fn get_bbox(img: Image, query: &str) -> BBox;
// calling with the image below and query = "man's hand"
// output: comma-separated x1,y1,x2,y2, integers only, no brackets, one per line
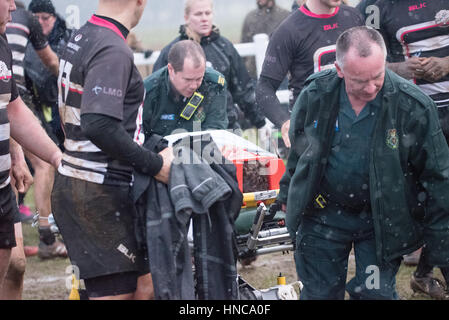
10,139,33,193
420,56,449,82
281,120,291,148
388,56,424,79
154,147,174,184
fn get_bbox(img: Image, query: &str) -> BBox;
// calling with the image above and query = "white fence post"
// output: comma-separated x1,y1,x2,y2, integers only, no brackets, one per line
253,33,269,78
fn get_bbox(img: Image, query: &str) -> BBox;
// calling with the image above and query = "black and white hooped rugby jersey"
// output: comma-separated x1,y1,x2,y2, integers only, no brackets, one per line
377,0,449,107
5,7,48,90
57,15,145,186
260,4,364,106
0,34,19,189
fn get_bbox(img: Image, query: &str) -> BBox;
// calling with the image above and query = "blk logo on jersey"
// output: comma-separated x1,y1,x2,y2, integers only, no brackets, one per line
409,2,426,12
323,23,339,31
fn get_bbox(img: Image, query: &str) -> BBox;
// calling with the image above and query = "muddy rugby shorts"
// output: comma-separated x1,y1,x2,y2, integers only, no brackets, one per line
0,184,19,249
51,172,149,292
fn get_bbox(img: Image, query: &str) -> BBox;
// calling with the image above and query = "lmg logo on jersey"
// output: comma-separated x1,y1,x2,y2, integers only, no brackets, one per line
92,85,123,97
0,61,12,83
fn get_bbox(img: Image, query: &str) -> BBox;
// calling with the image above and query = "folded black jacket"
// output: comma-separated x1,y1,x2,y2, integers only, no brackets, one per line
132,133,242,300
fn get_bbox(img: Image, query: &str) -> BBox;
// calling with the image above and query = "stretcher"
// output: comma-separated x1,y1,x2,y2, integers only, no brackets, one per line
165,130,298,299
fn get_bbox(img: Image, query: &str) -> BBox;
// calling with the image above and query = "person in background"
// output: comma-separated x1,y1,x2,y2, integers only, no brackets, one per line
5,0,58,224
143,40,228,137
1,0,59,300
256,0,363,149
0,0,62,295
20,0,69,261
241,0,290,79
53,0,173,300
376,0,449,300
153,0,266,133
279,25,449,300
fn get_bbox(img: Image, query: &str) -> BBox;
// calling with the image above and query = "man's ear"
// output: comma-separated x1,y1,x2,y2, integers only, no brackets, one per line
335,62,344,79
167,63,175,78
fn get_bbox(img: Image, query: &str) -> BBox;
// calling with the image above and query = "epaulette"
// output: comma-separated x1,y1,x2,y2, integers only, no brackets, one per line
204,67,227,88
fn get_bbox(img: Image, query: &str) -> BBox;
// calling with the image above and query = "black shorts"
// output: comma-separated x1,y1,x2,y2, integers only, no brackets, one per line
12,192,21,224
51,172,149,280
84,271,141,298
0,184,19,249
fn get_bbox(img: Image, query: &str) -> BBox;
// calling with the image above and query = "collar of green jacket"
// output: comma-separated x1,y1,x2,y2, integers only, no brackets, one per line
179,24,220,45
303,68,432,109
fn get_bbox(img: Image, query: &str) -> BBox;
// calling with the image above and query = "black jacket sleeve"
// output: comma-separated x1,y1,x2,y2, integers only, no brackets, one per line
81,113,164,176
226,45,266,128
256,75,291,128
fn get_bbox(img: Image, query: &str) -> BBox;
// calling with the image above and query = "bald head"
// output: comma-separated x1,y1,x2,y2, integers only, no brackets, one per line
336,26,387,70
168,40,206,72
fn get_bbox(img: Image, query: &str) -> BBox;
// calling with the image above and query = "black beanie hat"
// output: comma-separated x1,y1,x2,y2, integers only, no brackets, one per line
28,0,56,15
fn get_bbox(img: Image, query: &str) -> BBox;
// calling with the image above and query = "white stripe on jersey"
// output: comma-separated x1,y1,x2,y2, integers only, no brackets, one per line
60,105,81,126
406,35,449,56
5,33,28,47
62,153,107,172
12,65,24,77
0,154,11,172
396,21,449,56
313,44,336,73
0,176,10,189
133,102,145,146
0,93,11,108
60,77,84,94
0,123,10,141
6,22,30,34
418,81,449,96
58,164,105,185
12,51,25,62
64,139,102,153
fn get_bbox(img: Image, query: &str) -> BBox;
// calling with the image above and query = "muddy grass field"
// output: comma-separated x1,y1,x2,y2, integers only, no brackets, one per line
21,223,443,300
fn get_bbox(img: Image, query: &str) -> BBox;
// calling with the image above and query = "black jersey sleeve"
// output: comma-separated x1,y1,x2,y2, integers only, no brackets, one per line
256,75,290,128
81,113,164,176
260,21,295,83
81,47,131,120
27,11,48,51
226,42,266,128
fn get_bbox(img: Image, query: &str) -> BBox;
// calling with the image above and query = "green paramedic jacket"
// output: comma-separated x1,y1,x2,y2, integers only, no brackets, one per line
278,68,449,267
142,66,228,137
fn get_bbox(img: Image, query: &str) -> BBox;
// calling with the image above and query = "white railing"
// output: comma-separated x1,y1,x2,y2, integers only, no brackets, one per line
133,33,290,104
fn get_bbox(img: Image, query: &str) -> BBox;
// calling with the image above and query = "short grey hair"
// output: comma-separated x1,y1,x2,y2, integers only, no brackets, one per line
335,26,387,69
168,40,206,72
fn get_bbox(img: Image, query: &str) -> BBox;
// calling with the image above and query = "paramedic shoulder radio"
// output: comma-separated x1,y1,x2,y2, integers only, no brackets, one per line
180,92,204,120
